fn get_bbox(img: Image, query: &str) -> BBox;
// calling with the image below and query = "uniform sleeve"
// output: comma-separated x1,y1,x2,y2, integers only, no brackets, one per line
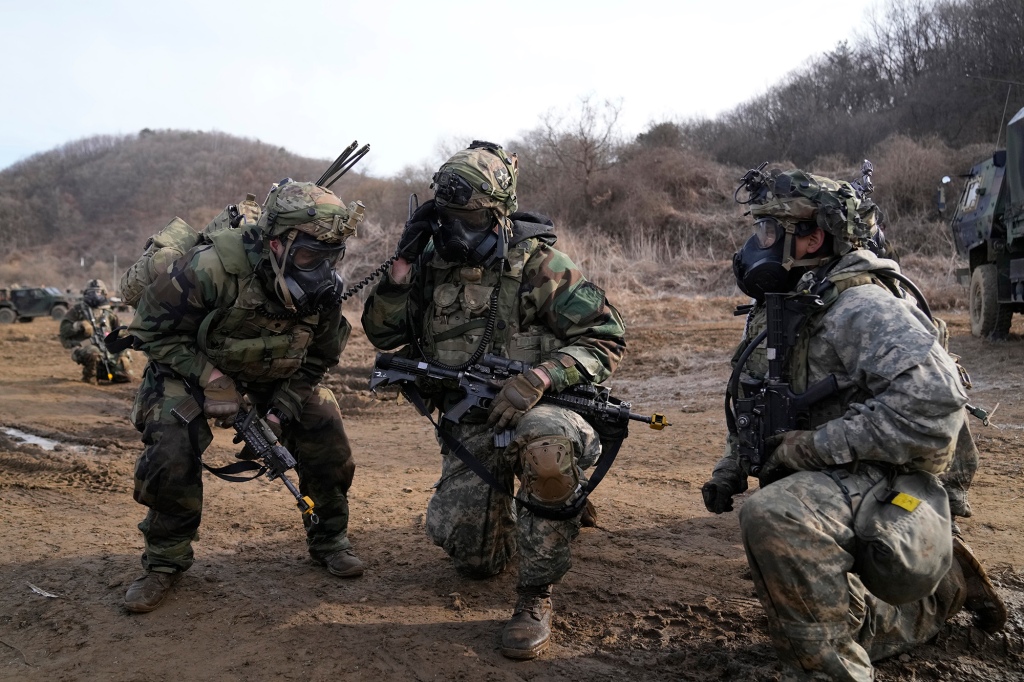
59,305,88,348
361,269,423,351
812,286,968,473
127,246,235,386
520,244,626,385
270,307,350,422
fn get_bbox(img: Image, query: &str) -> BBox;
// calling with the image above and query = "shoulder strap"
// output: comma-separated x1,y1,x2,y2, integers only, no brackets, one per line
207,228,253,277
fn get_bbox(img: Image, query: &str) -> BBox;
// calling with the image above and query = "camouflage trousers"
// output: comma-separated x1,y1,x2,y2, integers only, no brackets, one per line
129,363,356,573
740,469,963,682
425,404,601,589
71,344,132,382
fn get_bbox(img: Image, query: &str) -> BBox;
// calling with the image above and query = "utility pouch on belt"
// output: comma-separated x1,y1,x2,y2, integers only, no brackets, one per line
171,395,203,426
853,469,952,605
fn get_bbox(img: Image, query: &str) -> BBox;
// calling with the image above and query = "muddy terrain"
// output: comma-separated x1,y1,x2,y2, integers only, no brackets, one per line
1,297,1023,681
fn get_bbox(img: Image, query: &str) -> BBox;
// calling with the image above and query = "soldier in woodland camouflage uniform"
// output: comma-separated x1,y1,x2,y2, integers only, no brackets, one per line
361,142,626,659
703,168,1007,681
123,181,365,613
59,279,132,384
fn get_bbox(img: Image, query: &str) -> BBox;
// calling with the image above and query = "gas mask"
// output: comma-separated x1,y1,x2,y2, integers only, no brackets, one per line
732,218,807,301
434,205,506,267
270,232,345,311
83,289,108,308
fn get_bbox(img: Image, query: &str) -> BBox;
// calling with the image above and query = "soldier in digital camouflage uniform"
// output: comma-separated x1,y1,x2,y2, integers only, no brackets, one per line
58,279,132,384
702,168,1007,681
361,141,626,659
123,181,366,613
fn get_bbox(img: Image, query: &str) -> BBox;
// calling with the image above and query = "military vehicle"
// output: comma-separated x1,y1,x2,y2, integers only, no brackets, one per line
948,105,1024,337
0,287,72,323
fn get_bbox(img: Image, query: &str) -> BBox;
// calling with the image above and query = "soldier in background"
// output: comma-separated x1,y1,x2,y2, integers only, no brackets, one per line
704,167,1006,681
362,142,626,659
123,181,365,613
59,279,132,384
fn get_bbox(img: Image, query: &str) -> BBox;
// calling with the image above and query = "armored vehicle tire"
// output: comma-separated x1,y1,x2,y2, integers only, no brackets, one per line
50,305,68,321
0,307,15,324
969,264,1012,337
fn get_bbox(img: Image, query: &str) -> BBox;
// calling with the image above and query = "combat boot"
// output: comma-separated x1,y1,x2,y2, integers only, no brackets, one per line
319,549,365,578
953,536,1007,633
124,570,181,613
501,584,553,660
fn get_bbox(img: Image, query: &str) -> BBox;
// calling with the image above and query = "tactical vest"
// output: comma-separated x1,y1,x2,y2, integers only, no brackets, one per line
736,269,922,429
421,224,562,368
195,228,328,383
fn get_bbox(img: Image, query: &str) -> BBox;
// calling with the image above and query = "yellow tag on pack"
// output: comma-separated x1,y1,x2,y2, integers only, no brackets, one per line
889,492,922,512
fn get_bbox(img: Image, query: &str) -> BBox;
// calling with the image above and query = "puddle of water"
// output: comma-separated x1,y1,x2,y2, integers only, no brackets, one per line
0,425,89,450
3,427,62,451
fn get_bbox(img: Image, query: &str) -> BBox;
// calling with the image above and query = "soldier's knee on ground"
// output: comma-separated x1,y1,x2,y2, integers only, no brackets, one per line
519,436,582,507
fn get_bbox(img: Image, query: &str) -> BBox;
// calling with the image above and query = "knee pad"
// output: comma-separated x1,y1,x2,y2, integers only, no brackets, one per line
519,436,582,508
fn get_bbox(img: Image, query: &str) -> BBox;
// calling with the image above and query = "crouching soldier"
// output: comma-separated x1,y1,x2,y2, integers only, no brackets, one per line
59,279,132,384
123,180,366,613
362,142,626,658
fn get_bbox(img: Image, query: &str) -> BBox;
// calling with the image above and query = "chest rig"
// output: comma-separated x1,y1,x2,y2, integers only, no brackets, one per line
420,227,562,369
196,229,321,384
735,269,907,429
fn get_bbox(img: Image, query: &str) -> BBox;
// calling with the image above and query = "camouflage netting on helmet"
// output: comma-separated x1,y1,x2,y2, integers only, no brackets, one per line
259,181,364,243
751,169,874,250
433,142,519,217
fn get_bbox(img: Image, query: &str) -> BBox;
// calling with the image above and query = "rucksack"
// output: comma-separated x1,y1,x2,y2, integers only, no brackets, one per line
119,194,262,307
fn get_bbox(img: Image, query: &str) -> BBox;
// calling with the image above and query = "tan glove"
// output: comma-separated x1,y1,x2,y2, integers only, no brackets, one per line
487,370,546,430
76,320,94,336
202,374,241,418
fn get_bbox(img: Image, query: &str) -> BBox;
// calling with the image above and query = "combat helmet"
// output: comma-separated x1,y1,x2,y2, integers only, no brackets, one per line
258,180,364,244
257,180,366,311
430,141,519,266
432,141,519,219
748,169,873,256
83,279,109,308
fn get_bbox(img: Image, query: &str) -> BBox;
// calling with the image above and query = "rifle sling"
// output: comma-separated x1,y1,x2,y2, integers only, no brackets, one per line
155,362,270,484
403,385,623,522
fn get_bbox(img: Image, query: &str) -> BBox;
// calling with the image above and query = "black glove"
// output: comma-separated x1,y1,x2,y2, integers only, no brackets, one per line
701,478,737,514
396,199,437,261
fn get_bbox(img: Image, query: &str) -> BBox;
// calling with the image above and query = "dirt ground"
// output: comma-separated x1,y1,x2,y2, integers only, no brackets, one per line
2,297,1024,682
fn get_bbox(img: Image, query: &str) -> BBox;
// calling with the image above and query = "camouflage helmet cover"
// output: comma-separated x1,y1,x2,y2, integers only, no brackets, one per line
432,141,519,217
258,181,363,244
85,278,108,293
750,169,873,249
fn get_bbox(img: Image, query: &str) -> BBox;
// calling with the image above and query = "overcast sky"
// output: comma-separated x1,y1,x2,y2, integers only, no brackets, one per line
0,0,876,177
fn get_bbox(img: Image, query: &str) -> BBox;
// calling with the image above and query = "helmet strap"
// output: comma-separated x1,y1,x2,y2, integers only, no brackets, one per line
780,224,832,271
270,230,299,312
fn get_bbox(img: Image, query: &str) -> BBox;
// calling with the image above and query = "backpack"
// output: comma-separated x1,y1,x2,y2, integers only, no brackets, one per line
119,194,262,307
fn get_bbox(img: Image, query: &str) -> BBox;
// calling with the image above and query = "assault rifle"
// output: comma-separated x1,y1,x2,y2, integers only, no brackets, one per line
370,352,669,446
84,306,114,381
231,408,318,523
728,292,839,481
371,352,669,520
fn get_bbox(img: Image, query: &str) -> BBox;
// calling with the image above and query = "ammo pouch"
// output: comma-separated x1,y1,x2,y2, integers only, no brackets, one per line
852,469,952,605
